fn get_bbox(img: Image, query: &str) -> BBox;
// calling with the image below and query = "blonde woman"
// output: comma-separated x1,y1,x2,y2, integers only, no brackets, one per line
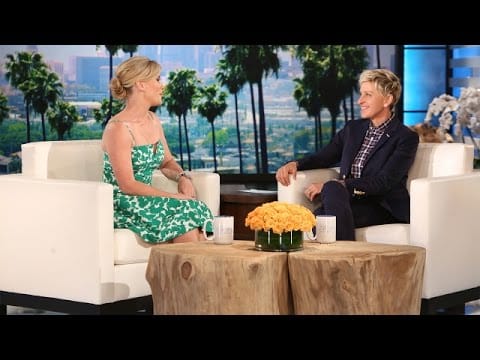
276,69,419,240
102,56,213,243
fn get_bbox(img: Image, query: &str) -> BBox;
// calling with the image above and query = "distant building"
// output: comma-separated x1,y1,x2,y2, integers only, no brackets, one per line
47,60,65,82
0,153,20,174
0,155,11,174
75,56,122,92
68,101,101,120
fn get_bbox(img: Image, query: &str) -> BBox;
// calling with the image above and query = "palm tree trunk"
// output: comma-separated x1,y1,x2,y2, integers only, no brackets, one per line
314,115,319,152
41,113,46,141
183,113,192,171
350,90,355,121
257,81,268,174
376,45,381,68
211,122,217,172
177,115,184,168
318,112,323,148
331,114,337,140
234,94,243,173
25,103,31,143
249,83,260,173
342,98,348,124
106,53,113,127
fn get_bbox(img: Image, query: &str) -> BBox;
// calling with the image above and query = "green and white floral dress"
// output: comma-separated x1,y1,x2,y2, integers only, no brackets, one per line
103,142,213,243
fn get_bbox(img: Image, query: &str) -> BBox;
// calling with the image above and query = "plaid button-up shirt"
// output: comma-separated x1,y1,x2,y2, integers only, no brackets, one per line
350,117,393,178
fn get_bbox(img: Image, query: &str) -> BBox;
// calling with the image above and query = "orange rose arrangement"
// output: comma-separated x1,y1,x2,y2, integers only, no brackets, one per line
245,201,315,234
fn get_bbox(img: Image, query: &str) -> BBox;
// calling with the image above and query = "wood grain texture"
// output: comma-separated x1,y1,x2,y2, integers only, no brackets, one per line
288,241,426,315
146,241,292,315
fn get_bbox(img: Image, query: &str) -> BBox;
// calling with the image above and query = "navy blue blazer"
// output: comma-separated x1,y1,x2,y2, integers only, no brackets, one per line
296,117,419,223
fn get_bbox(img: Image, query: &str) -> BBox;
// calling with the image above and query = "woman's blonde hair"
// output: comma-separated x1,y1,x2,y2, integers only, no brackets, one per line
359,68,402,110
110,56,161,100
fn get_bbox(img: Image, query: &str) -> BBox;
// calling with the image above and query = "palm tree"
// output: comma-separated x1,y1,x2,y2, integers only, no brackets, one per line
215,58,247,173
293,75,323,150
162,69,199,170
96,45,122,126
295,45,369,139
5,51,47,142
196,84,228,172
27,67,63,140
342,45,370,118
293,47,326,150
223,46,260,173
46,101,80,140
0,91,9,125
224,45,286,173
122,45,138,58
93,98,125,123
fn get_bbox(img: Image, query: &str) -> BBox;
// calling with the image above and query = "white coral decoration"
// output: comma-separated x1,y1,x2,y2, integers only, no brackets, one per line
457,87,480,134
425,87,480,136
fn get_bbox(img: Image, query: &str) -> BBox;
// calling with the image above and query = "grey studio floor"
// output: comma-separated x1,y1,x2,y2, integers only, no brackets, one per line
5,300,480,315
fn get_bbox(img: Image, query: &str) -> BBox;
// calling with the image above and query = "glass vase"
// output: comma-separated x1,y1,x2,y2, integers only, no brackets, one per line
254,229,303,252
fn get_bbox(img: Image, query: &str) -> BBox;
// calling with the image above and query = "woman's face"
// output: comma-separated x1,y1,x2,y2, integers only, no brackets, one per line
357,81,392,123
143,74,164,106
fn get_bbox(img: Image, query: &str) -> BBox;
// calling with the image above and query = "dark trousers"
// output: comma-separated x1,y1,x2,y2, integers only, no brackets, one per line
314,181,398,240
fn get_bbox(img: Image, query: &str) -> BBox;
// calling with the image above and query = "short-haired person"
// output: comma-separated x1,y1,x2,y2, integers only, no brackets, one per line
276,68,419,240
102,56,213,243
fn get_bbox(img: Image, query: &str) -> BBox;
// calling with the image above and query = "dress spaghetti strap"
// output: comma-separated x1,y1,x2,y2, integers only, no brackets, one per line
123,123,137,146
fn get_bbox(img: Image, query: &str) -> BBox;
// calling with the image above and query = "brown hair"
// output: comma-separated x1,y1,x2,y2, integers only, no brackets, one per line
110,56,161,100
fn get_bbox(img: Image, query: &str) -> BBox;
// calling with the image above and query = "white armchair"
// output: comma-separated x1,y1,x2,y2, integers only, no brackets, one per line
278,143,480,314
0,140,220,314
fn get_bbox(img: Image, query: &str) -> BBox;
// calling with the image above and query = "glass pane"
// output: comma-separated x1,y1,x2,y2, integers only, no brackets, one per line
404,48,446,112
404,112,427,126
404,45,445,49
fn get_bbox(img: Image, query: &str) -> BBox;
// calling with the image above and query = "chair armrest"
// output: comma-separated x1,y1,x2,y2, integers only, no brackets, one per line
277,168,339,211
410,172,480,298
0,175,115,304
152,170,220,216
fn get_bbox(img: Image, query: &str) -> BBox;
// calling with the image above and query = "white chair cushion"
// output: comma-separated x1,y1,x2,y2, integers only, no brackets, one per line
114,229,154,265
355,224,410,245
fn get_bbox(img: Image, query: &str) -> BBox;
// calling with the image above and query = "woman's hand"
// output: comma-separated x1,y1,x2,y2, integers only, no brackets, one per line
304,182,324,201
178,176,196,199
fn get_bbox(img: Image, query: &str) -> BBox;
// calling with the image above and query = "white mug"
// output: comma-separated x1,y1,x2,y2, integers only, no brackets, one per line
203,216,234,244
306,215,336,244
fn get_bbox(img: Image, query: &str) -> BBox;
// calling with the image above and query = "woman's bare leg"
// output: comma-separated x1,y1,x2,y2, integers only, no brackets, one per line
172,228,204,243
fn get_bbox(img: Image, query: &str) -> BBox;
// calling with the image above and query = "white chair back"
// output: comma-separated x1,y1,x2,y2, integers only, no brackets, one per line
407,143,474,191
22,140,104,181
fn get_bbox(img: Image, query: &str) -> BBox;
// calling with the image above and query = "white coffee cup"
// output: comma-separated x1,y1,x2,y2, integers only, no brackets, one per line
307,215,336,244
203,216,234,244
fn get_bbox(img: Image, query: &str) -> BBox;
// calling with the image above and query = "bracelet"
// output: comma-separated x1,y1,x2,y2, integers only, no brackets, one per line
175,171,190,181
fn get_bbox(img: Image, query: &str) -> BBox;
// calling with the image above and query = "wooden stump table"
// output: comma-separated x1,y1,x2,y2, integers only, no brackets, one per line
288,241,426,315
146,241,292,315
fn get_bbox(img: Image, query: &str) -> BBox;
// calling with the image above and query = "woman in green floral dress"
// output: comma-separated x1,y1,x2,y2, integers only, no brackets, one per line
102,56,213,243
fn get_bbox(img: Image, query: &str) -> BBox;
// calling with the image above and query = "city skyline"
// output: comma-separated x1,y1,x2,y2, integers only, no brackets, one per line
0,45,97,70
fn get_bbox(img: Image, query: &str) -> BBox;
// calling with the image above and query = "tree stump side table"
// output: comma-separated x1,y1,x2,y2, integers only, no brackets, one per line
288,241,426,315
146,241,292,315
